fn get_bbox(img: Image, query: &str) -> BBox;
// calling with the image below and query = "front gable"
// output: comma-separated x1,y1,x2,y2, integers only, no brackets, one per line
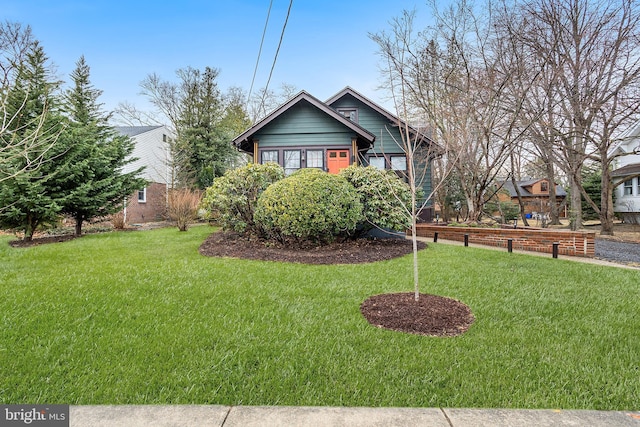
252,100,366,148
233,91,374,156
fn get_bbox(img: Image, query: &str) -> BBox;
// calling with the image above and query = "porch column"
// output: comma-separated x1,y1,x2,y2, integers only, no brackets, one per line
351,137,358,166
253,140,259,164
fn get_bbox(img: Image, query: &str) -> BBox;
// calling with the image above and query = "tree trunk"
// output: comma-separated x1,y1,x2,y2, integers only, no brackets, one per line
24,215,36,241
599,167,615,235
510,153,530,227
545,161,561,225
75,215,83,237
569,174,583,231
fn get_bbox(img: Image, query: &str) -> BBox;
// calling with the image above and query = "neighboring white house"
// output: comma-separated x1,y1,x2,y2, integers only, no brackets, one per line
610,120,640,223
117,125,172,223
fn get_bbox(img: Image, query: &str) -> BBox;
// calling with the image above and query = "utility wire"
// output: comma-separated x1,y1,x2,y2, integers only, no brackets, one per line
246,0,274,109
256,0,293,119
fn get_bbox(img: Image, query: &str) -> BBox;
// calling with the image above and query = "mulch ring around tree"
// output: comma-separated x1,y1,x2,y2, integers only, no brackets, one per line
360,292,475,337
198,230,427,264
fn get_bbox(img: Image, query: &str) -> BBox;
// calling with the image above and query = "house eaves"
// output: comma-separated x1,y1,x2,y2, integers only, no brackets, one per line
233,90,376,153
115,125,164,137
611,162,640,177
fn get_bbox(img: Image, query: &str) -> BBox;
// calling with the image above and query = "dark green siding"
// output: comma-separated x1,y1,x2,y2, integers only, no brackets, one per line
330,94,405,155
255,101,354,148
330,93,433,208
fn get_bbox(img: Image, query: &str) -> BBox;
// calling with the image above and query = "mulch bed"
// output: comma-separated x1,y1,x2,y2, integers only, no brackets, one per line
198,230,426,264
200,230,474,337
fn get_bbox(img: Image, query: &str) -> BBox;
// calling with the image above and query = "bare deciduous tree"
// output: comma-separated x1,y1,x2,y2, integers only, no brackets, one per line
512,0,640,234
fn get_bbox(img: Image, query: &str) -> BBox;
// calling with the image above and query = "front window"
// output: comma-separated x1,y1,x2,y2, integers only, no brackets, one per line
138,188,146,203
261,150,279,164
284,150,301,176
624,179,633,196
307,150,324,169
390,155,407,171
368,156,385,170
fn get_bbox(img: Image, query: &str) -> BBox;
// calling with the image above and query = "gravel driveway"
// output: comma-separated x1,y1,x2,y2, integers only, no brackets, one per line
595,239,640,266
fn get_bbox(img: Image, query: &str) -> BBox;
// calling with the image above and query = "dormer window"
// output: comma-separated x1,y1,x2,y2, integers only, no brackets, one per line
540,181,549,192
337,108,358,123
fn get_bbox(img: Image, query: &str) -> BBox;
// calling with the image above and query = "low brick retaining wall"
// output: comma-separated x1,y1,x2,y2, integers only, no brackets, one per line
411,224,595,257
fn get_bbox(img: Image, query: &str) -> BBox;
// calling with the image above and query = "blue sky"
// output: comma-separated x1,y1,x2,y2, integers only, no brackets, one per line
3,0,433,119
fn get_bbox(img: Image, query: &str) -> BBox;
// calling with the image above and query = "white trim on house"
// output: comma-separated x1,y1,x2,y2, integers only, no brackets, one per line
611,119,640,222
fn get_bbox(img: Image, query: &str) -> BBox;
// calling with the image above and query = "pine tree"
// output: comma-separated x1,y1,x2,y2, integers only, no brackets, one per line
59,56,145,236
0,41,67,241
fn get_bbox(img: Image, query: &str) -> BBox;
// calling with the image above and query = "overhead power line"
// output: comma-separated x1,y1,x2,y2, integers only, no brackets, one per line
246,0,274,108
256,0,293,118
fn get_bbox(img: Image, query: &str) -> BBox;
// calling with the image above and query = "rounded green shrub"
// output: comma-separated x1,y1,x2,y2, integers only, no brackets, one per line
199,162,284,234
254,168,363,244
339,165,412,234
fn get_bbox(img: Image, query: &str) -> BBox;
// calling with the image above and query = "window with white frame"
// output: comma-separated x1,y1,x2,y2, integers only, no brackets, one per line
624,179,634,196
284,150,301,175
261,150,279,164
137,188,147,203
368,156,385,170
306,150,324,169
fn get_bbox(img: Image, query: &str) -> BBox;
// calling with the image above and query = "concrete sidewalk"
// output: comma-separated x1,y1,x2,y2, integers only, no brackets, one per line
70,405,640,426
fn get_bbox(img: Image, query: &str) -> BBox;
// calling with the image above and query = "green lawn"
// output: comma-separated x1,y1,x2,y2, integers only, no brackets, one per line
0,225,638,409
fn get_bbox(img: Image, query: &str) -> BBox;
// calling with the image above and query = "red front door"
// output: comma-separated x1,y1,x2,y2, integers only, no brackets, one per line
327,150,350,174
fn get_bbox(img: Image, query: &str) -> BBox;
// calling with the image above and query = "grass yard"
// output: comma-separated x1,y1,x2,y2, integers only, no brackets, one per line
0,225,638,409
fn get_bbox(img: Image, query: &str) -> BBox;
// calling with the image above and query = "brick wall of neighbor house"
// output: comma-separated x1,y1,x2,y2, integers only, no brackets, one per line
411,224,595,257
125,182,167,224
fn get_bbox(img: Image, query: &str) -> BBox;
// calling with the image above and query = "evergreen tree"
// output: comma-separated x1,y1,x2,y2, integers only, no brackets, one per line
174,67,238,189
0,41,66,241
141,67,243,189
59,56,145,236
581,167,602,222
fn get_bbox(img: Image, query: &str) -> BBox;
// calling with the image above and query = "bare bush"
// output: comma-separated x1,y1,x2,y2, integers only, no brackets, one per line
110,212,126,229
168,188,201,231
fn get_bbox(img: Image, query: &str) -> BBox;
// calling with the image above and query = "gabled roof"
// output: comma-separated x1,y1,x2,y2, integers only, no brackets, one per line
326,86,435,147
609,119,640,156
326,86,399,124
611,162,640,178
501,179,567,197
233,90,376,153
115,125,164,137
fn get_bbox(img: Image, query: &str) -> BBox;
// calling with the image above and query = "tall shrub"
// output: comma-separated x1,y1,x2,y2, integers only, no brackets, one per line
339,165,412,235
199,162,284,234
255,168,363,244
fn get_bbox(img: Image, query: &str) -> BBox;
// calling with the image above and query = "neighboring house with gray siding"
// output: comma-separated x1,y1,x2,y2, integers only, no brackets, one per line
118,125,172,223
233,87,435,220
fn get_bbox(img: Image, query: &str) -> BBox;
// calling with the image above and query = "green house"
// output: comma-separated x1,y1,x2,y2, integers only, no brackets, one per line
233,87,435,220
